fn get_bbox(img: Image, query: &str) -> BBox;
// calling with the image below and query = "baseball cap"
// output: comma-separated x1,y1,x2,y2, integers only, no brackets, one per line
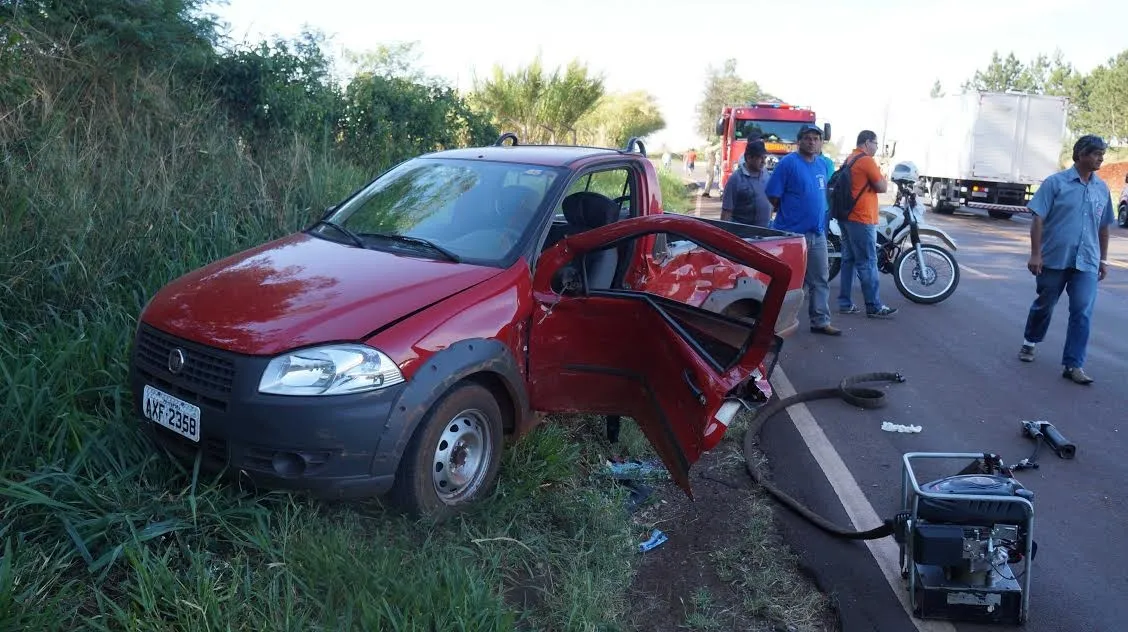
745,140,767,157
798,124,824,138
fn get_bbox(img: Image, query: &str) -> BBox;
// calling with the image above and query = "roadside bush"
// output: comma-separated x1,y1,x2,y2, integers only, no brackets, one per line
0,7,634,631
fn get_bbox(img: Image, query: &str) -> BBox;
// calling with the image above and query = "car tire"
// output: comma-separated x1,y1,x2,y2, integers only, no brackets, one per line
388,381,504,519
1119,203,1127,228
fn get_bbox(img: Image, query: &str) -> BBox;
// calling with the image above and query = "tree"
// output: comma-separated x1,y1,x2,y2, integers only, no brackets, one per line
930,80,944,98
963,51,1027,92
1075,51,1128,141
695,59,776,139
3,0,219,71
471,56,604,144
341,74,495,173
343,41,426,82
575,91,665,148
209,30,343,147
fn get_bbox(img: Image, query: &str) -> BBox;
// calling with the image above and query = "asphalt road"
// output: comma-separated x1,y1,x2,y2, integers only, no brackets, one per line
692,191,1128,632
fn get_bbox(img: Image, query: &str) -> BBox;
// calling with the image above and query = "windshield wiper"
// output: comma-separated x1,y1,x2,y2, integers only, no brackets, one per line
362,233,462,263
312,219,365,248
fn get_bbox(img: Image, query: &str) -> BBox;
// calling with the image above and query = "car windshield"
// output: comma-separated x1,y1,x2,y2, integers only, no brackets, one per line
314,157,564,264
733,120,811,143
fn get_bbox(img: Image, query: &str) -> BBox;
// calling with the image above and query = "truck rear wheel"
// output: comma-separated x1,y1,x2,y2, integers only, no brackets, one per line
988,210,1012,220
389,381,504,518
930,183,954,214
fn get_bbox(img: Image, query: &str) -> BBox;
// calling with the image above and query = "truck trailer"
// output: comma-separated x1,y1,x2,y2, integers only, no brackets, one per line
881,91,1068,220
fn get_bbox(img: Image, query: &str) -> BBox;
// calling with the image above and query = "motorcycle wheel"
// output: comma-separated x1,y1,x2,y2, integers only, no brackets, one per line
827,232,842,282
893,244,960,304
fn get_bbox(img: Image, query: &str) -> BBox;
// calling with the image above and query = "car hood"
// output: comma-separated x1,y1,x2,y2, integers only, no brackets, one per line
141,233,503,356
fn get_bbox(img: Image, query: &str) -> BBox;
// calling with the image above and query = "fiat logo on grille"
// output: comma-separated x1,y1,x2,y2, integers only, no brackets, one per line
168,348,187,374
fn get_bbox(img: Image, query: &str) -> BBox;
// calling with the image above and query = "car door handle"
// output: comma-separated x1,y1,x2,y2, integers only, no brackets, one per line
682,370,707,405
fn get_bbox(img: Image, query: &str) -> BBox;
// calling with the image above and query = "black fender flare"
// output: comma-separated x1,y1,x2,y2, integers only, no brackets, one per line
371,338,529,472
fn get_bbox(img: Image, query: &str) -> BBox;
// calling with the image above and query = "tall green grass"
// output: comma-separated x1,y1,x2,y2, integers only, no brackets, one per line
0,57,637,630
657,169,693,214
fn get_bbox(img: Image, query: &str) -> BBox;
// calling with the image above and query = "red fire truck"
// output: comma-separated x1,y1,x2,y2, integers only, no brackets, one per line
714,102,831,189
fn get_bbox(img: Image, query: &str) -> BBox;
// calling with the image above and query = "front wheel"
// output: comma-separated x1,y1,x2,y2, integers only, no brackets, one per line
1118,203,1127,228
388,381,504,518
827,232,842,282
894,244,960,304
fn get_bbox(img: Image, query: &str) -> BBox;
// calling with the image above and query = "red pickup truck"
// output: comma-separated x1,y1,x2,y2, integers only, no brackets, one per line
129,134,808,516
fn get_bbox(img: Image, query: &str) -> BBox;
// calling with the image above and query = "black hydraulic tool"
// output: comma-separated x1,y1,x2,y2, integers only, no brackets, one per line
1012,420,1077,471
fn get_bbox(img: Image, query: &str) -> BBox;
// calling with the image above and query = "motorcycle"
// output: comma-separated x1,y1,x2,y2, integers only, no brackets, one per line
827,162,960,304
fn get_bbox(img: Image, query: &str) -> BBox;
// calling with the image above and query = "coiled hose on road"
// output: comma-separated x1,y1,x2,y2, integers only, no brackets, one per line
742,371,907,541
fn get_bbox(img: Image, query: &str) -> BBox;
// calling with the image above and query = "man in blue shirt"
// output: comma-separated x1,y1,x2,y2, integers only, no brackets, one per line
1018,135,1114,384
766,124,841,335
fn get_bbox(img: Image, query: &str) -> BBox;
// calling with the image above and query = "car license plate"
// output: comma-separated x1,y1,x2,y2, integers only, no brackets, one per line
143,385,201,442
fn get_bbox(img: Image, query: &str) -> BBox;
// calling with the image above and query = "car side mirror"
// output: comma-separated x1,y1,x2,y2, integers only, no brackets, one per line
715,117,725,137
823,123,832,142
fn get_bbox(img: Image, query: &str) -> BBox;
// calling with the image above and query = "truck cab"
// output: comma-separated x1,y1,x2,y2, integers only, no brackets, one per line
715,102,831,188
129,134,809,517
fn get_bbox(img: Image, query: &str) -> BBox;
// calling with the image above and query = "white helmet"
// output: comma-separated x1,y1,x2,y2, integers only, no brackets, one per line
891,161,918,185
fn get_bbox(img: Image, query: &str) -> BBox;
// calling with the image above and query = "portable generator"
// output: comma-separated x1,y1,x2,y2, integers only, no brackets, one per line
896,452,1036,625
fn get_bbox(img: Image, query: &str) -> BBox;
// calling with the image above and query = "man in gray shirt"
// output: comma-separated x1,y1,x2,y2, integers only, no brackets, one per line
1018,135,1114,384
721,140,772,227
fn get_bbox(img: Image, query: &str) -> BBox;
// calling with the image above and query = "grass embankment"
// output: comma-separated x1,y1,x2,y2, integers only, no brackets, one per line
0,69,642,630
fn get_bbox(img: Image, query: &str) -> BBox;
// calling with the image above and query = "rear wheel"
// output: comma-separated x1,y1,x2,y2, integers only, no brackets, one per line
894,244,960,304
389,381,504,518
930,183,954,215
988,210,1012,220
1118,203,1127,228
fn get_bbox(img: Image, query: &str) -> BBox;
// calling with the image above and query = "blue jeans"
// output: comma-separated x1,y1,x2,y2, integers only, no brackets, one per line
804,232,831,327
1023,267,1098,368
838,221,883,311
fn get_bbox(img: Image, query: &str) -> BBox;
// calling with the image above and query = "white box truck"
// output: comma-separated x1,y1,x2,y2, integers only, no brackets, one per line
881,91,1069,220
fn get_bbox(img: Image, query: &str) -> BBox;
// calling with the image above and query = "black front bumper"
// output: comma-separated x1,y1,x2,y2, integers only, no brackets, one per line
129,323,407,499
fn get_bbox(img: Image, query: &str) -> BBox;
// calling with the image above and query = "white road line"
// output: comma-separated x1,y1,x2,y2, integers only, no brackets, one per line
770,366,957,632
694,191,702,217
959,263,993,278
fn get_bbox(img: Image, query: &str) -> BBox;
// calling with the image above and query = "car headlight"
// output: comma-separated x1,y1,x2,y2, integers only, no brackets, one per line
258,344,405,396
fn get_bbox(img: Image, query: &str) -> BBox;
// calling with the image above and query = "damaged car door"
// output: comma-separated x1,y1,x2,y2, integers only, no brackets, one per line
527,214,793,496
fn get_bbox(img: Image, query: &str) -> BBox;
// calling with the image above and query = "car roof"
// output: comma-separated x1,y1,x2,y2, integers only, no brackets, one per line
424,144,641,168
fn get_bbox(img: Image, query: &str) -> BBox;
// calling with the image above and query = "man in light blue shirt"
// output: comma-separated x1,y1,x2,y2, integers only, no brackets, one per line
766,124,840,336
1018,135,1114,384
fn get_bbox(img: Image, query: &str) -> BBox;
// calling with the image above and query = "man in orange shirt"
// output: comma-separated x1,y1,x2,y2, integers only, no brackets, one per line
837,130,897,318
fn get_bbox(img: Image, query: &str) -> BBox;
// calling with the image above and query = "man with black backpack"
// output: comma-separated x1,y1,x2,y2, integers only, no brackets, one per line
828,130,897,318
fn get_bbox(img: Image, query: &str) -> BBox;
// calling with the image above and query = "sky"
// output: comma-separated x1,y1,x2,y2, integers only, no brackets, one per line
205,0,1127,152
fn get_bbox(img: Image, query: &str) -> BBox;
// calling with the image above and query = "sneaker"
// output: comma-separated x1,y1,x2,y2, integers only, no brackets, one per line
866,306,898,318
1018,344,1035,362
810,324,843,336
1062,366,1094,384
839,305,862,314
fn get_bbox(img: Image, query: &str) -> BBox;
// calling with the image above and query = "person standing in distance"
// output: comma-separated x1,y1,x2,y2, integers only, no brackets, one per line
766,124,841,336
720,140,772,227
1018,135,1114,384
838,130,897,318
